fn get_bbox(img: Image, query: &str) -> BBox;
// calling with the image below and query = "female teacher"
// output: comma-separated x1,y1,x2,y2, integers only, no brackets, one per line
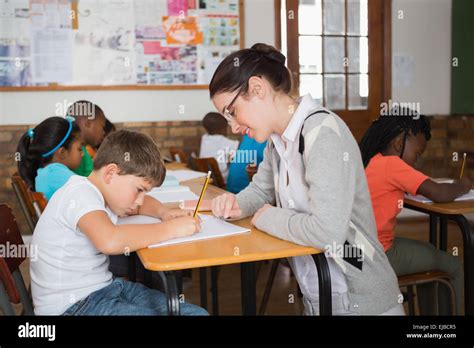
209,43,404,315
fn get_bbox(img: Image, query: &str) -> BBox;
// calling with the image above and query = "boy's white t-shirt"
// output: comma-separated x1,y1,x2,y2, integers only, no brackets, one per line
199,134,239,182
30,175,117,315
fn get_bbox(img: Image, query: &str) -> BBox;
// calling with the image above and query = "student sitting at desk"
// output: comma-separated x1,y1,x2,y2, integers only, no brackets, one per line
66,100,107,177
30,130,207,315
16,116,83,200
360,108,471,315
200,112,239,183
209,43,403,315
226,134,267,194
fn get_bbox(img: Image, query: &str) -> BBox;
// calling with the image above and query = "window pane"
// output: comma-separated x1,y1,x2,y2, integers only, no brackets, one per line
323,0,345,35
348,74,368,110
347,0,368,36
324,74,345,109
300,74,323,105
299,36,322,73
323,36,345,73
299,0,322,35
348,37,368,73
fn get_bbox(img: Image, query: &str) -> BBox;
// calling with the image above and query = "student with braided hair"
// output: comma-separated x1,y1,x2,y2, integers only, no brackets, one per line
360,107,471,315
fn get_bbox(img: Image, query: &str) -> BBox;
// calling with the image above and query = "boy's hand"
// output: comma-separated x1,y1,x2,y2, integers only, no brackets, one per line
168,216,202,238
212,193,242,219
160,208,193,221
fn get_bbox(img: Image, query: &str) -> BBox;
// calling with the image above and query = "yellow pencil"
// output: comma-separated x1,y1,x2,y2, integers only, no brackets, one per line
194,171,211,218
460,153,467,179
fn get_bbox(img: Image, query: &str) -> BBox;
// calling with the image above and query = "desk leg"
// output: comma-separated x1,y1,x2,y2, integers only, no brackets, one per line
240,262,257,315
429,215,438,247
440,218,448,252
199,268,208,310
312,253,332,316
144,269,153,288
158,271,180,316
128,252,136,282
211,266,219,315
450,215,474,315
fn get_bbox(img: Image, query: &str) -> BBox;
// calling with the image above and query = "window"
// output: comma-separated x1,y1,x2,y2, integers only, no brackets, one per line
277,0,390,139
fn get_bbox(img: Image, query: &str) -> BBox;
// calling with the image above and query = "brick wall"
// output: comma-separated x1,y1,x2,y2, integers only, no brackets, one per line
1,116,473,234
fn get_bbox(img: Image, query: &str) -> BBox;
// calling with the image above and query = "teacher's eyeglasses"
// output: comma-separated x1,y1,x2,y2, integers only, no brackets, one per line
221,89,242,124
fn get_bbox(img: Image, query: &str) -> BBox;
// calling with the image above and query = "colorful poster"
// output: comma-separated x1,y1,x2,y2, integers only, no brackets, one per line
163,16,203,45
1,0,240,87
0,0,32,85
29,0,74,83
167,0,187,16
72,0,136,85
136,41,197,85
134,0,167,40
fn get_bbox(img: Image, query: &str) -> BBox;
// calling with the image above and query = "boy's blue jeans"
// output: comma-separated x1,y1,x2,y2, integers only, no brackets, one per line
62,278,208,316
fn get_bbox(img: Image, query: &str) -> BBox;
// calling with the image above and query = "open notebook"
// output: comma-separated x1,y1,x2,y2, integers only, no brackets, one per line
147,185,199,203
167,170,207,182
117,214,250,248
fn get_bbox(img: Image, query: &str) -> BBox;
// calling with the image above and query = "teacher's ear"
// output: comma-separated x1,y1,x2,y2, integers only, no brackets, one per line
248,75,268,100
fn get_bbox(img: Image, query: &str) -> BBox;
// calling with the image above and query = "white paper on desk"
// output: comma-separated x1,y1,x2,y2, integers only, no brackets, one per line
167,170,207,182
117,214,250,248
147,185,199,203
118,215,161,225
148,215,250,248
405,190,474,203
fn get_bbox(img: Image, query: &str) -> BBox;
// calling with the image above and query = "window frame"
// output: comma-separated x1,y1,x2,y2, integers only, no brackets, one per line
274,0,392,140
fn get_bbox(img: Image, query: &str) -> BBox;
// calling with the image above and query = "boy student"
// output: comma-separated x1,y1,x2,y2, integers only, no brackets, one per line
66,100,106,176
199,112,239,182
30,130,207,315
360,108,471,315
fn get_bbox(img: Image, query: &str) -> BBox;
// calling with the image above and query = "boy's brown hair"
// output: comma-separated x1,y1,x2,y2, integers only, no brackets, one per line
94,129,166,187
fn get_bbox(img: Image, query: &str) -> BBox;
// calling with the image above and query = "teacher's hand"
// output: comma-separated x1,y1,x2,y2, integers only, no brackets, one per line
251,204,273,227
211,193,242,219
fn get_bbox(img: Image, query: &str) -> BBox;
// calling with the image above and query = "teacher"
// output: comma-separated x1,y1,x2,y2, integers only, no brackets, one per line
208,43,404,315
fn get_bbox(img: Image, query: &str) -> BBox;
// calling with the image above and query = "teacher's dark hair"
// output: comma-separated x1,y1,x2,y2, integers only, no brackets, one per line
209,43,291,98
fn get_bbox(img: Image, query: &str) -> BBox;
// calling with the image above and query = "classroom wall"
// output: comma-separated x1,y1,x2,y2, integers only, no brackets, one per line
0,0,276,126
391,0,452,115
0,0,454,124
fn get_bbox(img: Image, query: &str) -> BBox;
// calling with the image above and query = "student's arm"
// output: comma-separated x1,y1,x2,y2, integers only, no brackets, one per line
77,210,201,255
416,177,471,203
130,195,194,220
252,126,353,249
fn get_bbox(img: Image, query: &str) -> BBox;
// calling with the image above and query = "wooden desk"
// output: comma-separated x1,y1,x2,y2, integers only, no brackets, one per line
165,162,188,171
137,182,330,316
404,197,474,315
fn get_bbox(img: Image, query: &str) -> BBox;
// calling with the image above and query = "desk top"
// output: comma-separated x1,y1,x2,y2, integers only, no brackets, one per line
137,180,320,271
165,162,188,171
404,185,474,215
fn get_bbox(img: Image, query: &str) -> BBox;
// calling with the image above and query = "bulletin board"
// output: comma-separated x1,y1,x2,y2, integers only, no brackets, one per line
0,0,244,91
